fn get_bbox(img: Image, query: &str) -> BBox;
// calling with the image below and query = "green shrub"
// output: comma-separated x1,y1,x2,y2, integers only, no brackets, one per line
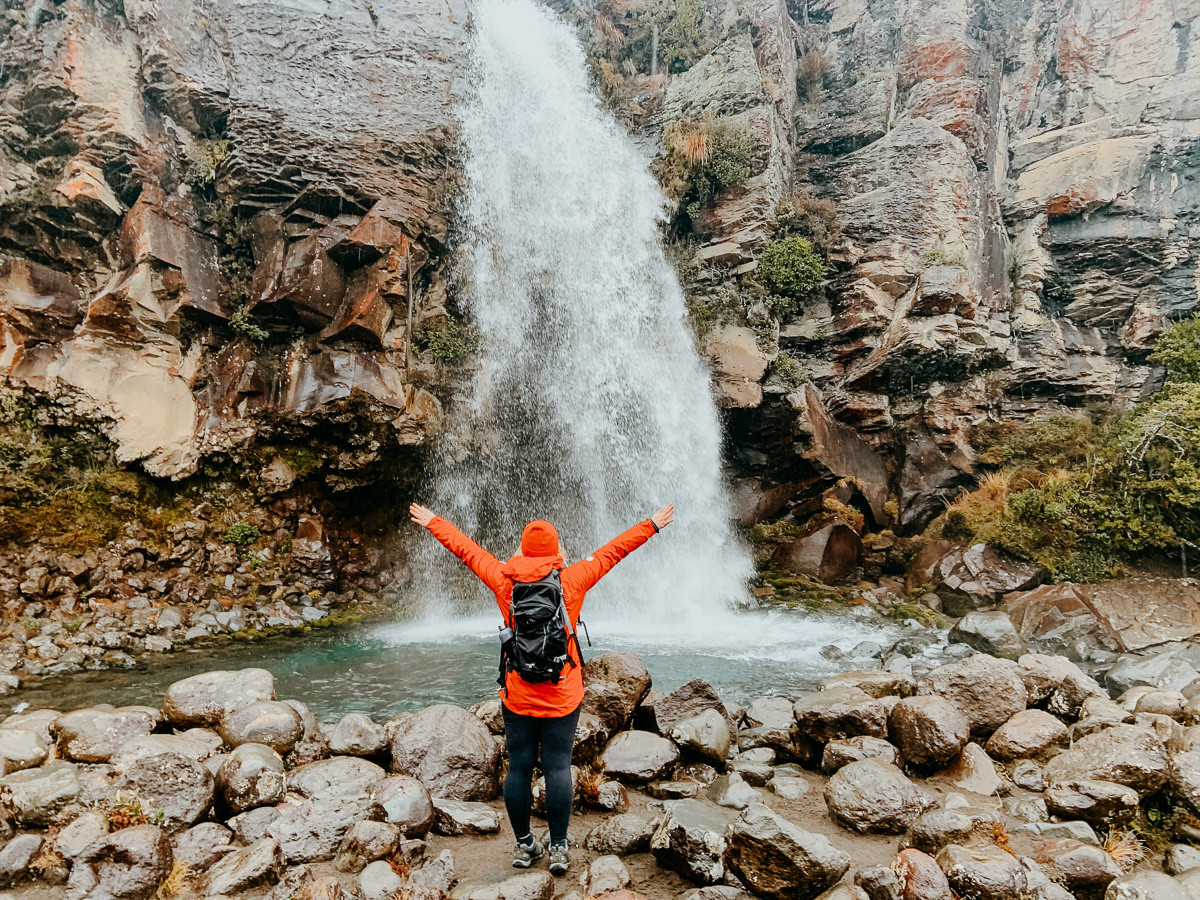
756,237,825,300
229,308,269,343
413,320,481,362
184,139,229,189
222,522,261,546
923,247,967,268
773,351,807,391
1149,315,1200,384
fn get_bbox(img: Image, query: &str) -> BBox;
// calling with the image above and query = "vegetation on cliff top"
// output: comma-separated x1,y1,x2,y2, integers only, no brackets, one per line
924,316,1200,580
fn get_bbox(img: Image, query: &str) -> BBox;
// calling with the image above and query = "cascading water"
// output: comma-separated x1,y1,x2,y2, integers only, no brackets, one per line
411,0,753,626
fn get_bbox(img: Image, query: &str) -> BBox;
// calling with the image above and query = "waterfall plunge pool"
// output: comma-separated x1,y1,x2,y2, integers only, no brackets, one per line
0,606,914,721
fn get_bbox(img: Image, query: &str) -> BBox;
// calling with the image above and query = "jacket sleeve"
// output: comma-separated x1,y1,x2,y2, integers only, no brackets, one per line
426,516,507,595
563,520,657,607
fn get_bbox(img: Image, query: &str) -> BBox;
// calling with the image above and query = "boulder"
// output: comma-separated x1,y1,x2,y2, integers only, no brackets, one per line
288,756,386,800
942,742,1009,797
585,812,656,856
1170,750,1200,816
824,759,937,834
1015,654,1107,718
1043,725,1168,795
1166,844,1200,875
173,822,235,871
706,772,759,810
54,810,111,861
203,837,286,895
671,710,731,766
949,611,1027,661
646,678,736,737
1105,652,1200,697
774,516,863,584
1035,838,1122,898
985,709,1069,760
329,713,388,756
216,743,285,813
888,696,970,769
599,731,681,783
905,806,1006,855
457,870,553,900
0,709,59,743
0,759,79,825
1012,760,1047,792
389,705,501,800
119,750,215,832
334,820,400,871
821,736,904,773
52,707,156,763
581,653,653,737
432,798,501,835
219,700,304,755
370,775,435,836
110,734,218,772
793,687,888,743
925,655,1029,737
0,729,48,774
822,671,918,699
164,669,276,726
584,855,631,895
66,824,173,900
0,833,41,888
1044,779,1140,828
1104,872,1192,899
267,796,381,863
359,859,404,900
893,848,953,900
230,807,281,844
935,843,1054,900
919,543,1042,616
723,804,851,900
650,798,732,885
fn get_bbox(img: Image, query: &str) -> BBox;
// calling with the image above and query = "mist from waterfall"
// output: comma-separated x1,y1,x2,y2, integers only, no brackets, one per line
410,0,754,626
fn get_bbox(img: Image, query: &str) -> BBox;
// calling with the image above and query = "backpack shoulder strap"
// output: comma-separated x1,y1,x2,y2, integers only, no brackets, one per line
553,568,586,668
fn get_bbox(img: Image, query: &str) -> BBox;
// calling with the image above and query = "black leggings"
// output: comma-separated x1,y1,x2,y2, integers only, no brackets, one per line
501,703,581,845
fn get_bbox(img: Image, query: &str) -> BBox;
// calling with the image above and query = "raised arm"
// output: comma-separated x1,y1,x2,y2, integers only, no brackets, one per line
563,505,674,599
410,503,506,593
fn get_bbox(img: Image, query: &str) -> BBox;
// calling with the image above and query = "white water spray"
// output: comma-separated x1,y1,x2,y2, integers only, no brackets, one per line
412,0,753,625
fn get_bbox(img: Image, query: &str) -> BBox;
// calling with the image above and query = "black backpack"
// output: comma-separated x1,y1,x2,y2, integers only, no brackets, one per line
500,570,586,685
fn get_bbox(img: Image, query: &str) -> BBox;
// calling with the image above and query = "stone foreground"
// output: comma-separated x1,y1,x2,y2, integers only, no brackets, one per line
0,648,1198,899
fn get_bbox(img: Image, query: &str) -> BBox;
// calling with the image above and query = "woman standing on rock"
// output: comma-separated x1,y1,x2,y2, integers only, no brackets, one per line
409,502,674,875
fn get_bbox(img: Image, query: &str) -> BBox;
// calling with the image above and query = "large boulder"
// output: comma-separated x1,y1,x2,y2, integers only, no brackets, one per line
576,653,653,761
0,729,48,774
1014,654,1107,718
948,611,1026,661
119,751,215,832
888,696,970,769
935,843,1056,900
334,820,401,871
917,543,1042,616
821,736,904,773
650,799,732,885
432,798,501,835
52,707,156,763
924,655,1028,737
0,759,79,825
1035,838,1123,898
793,687,888,744
0,833,42,888
599,731,681,783
985,709,1070,760
66,824,173,900
671,710,732,766
329,713,388,756
1104,872,1192,899
906,806,1006,855
1044,779,1140,828
218,700,304,755
824,759,937,834
163,669,276,726
893,848,953,900
585,812,656,856
203,837,286,895
216,742,286,813
267,796,382,863
288,756,386,800
389,704,500,800
173,822,235,871
773,516,863,584
370,775,435,836
723,804,851,900
645,678,736,737
54,811,111,861
1043,725,1168,795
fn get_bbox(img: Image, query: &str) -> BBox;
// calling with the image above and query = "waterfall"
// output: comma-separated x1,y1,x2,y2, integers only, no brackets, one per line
411,0,753,626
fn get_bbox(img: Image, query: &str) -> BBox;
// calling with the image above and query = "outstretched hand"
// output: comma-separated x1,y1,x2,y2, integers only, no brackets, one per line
650,504,674,530
409,503,436,528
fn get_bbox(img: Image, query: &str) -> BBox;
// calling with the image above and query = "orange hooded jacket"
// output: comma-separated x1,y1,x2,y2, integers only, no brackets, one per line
425,516,658,717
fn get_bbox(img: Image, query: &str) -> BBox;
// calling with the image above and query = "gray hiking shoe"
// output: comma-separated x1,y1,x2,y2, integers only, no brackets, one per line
512,837,544,869
548,843,569,876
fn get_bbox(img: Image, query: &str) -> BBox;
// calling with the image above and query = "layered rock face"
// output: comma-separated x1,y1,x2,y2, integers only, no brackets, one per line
0,0,463,479
699,0,1200,532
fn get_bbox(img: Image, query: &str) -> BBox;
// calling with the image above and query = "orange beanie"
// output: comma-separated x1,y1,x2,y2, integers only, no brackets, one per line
520,520,559,557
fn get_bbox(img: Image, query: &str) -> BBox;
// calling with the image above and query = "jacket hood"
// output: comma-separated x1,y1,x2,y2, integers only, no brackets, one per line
501,553,564,582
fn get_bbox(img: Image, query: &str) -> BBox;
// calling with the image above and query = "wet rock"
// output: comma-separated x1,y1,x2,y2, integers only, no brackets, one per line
774,515,863,584
203,837,286,896
1012,760,1047,792
905,806,1006,855
173,821,235,871
723,804,851,900
1015,655,1107,719
52,707,156,763
288,756,386,801
600,731,681,783
1106,652,1200,697
1104,872,1191,899
215,743,285,813
231,806,282,844
1167,844,1200,875
1035,838,1122,898
389,704,501,801
1169,750,1200,816
163,669,276,727
359,859,404,900
370,775,435,836
794,686,889,744
648,780,700,800
824,759,937,834
822,671,918,699
0,759,79,825
110,734,218,772
585,854,631,895
768,774,810,800
459,870,552,900
0,833,41,888
0,729,48,774
986,710,1069,761
584,812,656,856
706,772,759,810
594,779,630,812
646,678,736,738
1,710,60,744
888,696,970,770
119,750,215,832
409,848,455,894
935,844,1054,900
265,866,315,900
267,795,381,863
581,653,653,738
650,798,732,885
432,798,500,835
53,810,110,861
893,848,953,900
854,866,901,900
219,700,304,755
925,655,1029,737
923,544,1042,616
671,709,731,766
1135,690,1186,719
335,820,400,871
949,611,1027,661
66,824,172,900
942,742,1009,797
821,736,904,773
1043,725,1168,796
329,713,388,756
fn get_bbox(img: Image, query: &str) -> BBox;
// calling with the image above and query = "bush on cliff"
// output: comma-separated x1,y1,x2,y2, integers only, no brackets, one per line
756,237,825,300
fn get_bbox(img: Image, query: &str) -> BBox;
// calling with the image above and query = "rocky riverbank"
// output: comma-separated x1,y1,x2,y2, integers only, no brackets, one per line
2,647,1200,899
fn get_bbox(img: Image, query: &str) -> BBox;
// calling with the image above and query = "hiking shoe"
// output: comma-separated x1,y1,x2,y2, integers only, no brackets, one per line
549,843,569,876
512,837,545,869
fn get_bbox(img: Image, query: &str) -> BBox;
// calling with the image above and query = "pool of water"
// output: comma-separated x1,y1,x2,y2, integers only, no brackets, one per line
0,607,917,722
